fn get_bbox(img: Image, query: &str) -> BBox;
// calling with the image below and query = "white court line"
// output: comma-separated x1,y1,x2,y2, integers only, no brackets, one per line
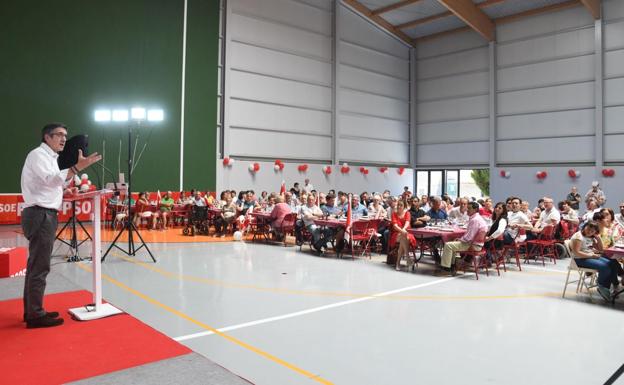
174,275,461,342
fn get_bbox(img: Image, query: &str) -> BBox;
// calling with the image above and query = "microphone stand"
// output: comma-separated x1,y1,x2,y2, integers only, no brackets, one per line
101,122,156,263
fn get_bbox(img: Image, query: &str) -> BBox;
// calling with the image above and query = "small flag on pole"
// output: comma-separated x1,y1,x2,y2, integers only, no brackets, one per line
280,180,286,195
344,194,352,242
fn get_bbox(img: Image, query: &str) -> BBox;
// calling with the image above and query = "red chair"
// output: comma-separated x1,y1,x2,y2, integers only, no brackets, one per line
348,220,376,258
525,224,558,266
456,230,489,280
275,212,298,246
490,235,506,276
501,228,526,271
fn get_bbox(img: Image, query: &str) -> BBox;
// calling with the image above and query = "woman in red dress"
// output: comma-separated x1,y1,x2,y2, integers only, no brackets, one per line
390,199,417,271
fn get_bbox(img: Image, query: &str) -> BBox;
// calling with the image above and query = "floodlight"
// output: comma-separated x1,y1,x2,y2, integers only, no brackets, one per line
94,110,111,122
147,109,164,122
131,107,146,121
112,109,129,122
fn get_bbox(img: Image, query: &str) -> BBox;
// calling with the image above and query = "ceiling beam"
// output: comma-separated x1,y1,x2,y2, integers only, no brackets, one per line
579,0,601,19
371,0,422,15
342,0,416,46
397,0,505,30
415,0,581,43
434,0,495,41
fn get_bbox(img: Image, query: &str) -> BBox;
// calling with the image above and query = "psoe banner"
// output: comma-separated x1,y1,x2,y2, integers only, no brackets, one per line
0,194,94,225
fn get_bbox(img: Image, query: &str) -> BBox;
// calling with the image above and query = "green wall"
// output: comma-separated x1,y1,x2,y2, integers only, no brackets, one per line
0,0,219,193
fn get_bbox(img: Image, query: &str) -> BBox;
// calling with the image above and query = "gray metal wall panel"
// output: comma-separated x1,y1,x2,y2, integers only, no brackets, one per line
231,0,331,35
418,71,488,102
229,128,332,159
338,3,410,165
497,27,594,67
415,30,486,60
497,81,595,116
338,4,409,59
604,0,624,21
497,136,595,163
340,113,409,142
416,142,489,165
340,65,409,99
340,139,409,164
229,99,331,136
417,119,489,144
605,20,624,51
496,6,593,43
418,94,489,123
605,77,624,106
604,133,624,161
230,13,332,60
497,109,594,140
605,106,624,134
417,47,489,79
340,43,409,79
225,0,333,161
497,55,594,92
230,41,332,85
605,49,624,78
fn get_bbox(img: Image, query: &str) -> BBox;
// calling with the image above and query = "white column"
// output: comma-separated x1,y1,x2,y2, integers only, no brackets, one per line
332,1,341,164
488,41,497,170
594,18,604,168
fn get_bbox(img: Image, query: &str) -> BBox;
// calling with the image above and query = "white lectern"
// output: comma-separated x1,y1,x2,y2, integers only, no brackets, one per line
66,190,123,320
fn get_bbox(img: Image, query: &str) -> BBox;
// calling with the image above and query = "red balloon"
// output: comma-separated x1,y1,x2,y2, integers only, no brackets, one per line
568,169,576,178
253,163,260,172
609,169,616,177
602,169,610,177
279,163,285,170
222,157,230,166
500,170,506,177
541,171,547,179
325,166,332,175
398,167,405,175
341,166,350,174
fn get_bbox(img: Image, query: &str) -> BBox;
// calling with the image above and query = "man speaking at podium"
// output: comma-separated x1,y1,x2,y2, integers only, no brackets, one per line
20,123,101,328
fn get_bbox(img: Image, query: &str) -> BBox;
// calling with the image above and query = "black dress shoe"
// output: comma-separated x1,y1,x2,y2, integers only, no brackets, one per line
26,315,64,329
23,311,59,322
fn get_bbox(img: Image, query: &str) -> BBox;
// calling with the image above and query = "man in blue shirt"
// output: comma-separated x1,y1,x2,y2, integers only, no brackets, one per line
427,196,447,220
321,194,342,217
349,195,368,218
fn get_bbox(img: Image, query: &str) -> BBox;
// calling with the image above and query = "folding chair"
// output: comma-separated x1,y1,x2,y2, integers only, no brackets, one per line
561,240,598,299
525,225,558,266
456,230,489,280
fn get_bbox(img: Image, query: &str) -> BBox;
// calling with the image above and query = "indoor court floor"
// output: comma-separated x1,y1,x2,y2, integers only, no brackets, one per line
3,227,624,385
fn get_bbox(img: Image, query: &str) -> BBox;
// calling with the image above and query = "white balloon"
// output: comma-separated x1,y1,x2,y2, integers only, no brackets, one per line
248,163,254,171
575,170,581,177
233,231,243,241
228,158,235,166
274,164,280,171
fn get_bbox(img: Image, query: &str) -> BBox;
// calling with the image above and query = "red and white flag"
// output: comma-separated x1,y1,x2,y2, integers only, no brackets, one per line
157,190,162,201
344,194,352,242
280,180,286,195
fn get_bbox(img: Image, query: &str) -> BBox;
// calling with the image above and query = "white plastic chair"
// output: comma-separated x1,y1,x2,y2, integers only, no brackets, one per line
562,240,598,299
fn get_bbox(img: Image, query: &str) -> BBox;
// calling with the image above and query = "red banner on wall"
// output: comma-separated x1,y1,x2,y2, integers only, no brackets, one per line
0,194,93,225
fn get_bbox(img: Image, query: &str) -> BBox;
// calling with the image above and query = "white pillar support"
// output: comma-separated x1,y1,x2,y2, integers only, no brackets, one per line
488,41,497,171
594,18,604,169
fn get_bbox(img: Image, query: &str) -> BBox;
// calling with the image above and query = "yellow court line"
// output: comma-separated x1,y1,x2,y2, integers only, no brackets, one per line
112,252,562,301
76,263,334,385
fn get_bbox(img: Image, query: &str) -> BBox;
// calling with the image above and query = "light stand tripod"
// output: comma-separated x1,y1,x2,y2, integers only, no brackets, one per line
102,122,156,263
56,200,92,262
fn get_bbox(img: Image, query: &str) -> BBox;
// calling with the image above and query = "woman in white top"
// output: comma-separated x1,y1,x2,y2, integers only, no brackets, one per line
568,220,619,301
368,194,387,220
484,202,508,261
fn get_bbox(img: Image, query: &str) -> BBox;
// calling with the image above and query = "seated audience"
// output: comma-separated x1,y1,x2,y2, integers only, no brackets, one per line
581,198,601,223
134,191,157,230
484,202,508,261
349,195,368,218
448,198,469,223
390,199,416,271
159,191,175,230
214,194,237,237
427,196,447,221
585,181,606,207
368,194,387,220
408,197,429,228
504,197,532,244
527,197,560,240
479,198,493,218
567,220,618,301
439,202,488,274
269,196,292,240
192,191,206,207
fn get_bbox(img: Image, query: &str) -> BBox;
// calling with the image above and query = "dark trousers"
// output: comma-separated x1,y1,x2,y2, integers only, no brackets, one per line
21,206,58,320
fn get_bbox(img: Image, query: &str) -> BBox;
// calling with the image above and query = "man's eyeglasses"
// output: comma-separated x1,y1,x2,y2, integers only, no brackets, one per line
50,132,67,139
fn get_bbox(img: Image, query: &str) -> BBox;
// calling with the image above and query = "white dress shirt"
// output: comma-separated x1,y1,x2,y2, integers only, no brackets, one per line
21,143,69,210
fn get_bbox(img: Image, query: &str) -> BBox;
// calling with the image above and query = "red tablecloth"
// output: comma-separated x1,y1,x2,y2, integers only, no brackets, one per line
408,227,466,243
604,246,624,258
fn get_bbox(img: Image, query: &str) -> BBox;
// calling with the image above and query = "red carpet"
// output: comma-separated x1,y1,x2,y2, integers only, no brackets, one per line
0,290,191,385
